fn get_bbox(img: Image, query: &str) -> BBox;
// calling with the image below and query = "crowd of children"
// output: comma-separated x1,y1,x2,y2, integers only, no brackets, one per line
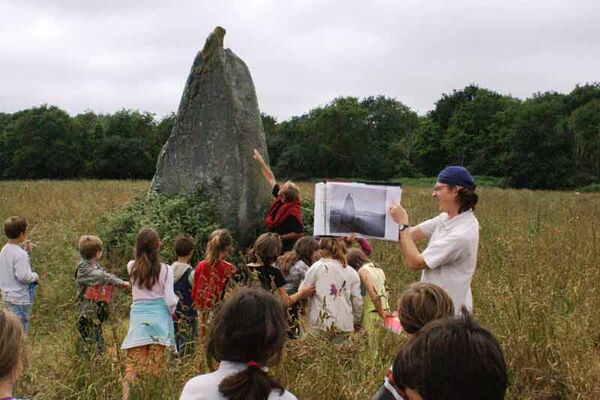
0,215,509,400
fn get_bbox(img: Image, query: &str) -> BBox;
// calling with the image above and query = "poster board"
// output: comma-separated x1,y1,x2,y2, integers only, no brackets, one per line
313,182,402,241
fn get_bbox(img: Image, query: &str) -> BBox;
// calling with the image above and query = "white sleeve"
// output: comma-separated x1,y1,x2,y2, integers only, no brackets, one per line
422,234,465,269
416,214,443,238
14,252,38,283
164,265,178,314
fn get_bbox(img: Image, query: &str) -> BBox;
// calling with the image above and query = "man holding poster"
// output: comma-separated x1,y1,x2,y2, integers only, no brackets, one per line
389,166,479,314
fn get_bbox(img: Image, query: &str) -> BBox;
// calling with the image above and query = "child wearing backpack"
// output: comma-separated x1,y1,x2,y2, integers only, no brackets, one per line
171,236,197,356
75,235,129,354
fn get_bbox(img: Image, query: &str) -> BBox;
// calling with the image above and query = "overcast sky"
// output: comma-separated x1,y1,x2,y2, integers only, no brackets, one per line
1,0,598,120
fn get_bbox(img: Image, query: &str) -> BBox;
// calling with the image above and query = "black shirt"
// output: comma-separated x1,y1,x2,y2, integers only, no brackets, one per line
234,263,287,293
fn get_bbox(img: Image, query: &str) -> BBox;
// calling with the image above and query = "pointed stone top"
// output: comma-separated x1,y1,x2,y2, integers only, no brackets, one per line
202,26,226,55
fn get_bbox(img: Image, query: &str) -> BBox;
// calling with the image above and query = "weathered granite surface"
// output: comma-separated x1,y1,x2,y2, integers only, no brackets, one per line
150,26,272,244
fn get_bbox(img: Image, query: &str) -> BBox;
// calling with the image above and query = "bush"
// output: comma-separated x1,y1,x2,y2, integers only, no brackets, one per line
100,190,317,272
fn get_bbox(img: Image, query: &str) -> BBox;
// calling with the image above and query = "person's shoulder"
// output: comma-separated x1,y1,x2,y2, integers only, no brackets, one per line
268,390,297,400
180,371,223,400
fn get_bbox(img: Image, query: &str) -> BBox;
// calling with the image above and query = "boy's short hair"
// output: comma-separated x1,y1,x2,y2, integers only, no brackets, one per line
393,310,508,400
398,282,455,334
4,216,28,239
174,236,194,257
78,235,103,260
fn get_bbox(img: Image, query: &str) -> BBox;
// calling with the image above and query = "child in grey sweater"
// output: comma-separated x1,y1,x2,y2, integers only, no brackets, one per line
75,235,129,354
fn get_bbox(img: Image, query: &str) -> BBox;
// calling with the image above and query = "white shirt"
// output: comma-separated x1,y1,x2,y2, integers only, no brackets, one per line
417,210,479,314
179,361,297,400
0,243,39,304
301,258,363,332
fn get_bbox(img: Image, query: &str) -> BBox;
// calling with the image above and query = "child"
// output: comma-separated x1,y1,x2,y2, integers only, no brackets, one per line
179,288,297,400
234,233,314,307
392,311,508,400
0,216,39,332
172,235,197,356
277,236,320,337
121,228,178,399
300,237,363,338
347,248,390,333
372,282,454,400
0,309,27,400
192,229,235,338
75,235,129,354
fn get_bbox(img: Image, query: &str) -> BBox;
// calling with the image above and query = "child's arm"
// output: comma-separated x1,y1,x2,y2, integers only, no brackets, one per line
76,262,127,287
358,268,385,319
14,252,39,284
164,266,179,314
350,273,364,329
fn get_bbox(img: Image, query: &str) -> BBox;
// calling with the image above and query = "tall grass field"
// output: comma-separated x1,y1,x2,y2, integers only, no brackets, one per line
1,180,599,399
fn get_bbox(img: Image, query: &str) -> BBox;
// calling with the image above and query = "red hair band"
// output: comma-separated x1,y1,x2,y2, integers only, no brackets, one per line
247,360,261,368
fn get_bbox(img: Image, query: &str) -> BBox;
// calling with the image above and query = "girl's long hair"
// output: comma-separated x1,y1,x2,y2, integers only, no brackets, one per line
277,236,319,277
208,288,287,400
318,237,348,266
130,227,162,290
248,233,282,268
205,229,233,267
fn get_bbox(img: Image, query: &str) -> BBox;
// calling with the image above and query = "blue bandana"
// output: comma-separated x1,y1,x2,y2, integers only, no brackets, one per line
437,166,476,189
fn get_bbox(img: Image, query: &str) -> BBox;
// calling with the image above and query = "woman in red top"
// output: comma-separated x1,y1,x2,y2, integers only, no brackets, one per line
192,229,234,338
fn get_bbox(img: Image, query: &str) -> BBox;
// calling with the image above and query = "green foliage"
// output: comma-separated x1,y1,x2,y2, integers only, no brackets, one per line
1,82,600,189
101,190,222,271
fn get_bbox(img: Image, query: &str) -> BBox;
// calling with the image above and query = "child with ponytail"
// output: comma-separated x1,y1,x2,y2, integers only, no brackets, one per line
121,228,178,399
300,237,363,337
192,229,235,337
179,287,296,400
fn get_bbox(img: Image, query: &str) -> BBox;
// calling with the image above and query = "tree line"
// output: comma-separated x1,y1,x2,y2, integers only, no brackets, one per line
1,83,598,189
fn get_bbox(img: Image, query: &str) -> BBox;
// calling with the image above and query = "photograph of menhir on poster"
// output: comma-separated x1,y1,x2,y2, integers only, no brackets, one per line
329,184,387,237
314,182,401,241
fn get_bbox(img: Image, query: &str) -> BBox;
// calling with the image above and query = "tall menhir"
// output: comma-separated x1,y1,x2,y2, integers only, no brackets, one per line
150,26,272,245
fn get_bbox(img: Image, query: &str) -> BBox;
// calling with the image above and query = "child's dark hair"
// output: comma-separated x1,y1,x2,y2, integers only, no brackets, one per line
346,247,370,270
205,229,233,267
175,235,194,258
398,282,455,334
131,227,162,290
0,309,27,381
393,310,508,400
4,216,27,239
208,287,287,400
277,236,319,277
248,233,282,267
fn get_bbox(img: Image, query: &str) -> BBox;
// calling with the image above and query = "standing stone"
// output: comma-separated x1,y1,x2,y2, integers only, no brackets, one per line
150,26,272,244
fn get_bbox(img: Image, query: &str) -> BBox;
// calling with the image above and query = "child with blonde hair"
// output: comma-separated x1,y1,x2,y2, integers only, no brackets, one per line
0,309,27,400
300,237,362,337
192,229,235,338
75,235,129,354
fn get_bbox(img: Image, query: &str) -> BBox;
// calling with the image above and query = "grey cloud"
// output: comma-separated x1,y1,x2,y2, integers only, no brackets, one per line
1,0,598,120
